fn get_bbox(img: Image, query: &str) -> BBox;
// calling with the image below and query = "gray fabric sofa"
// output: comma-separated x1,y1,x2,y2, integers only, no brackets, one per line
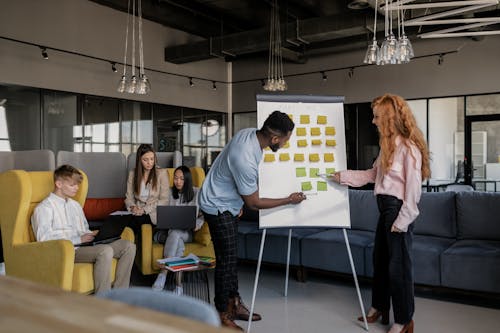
237,190,500,294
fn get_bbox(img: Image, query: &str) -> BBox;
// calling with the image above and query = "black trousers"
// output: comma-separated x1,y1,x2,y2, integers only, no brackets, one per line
372,194,414,325
202,210,239,312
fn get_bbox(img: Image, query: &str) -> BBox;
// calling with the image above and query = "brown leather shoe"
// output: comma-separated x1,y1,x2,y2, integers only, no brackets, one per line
232,296,262,321
219,311,244,331
358,310,389,325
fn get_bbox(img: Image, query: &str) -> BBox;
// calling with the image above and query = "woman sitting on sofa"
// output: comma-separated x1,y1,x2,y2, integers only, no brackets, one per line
124,144,169,235
152,165,204,292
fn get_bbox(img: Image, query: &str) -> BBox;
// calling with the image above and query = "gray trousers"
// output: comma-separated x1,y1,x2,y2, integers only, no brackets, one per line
163,229,192,258
75,239,136,294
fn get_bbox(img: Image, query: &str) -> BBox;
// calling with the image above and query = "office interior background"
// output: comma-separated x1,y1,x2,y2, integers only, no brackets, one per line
1,1,500,332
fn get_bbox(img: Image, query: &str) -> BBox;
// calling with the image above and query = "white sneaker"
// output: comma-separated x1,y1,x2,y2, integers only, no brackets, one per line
174,286,183,295
152,272,166,291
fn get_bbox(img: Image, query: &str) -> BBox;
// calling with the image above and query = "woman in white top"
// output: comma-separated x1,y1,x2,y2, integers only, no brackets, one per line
152,166,204,292
124,144,169,234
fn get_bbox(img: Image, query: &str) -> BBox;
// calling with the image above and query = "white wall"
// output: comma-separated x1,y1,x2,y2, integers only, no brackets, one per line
0,0,229,112
232,36,500,112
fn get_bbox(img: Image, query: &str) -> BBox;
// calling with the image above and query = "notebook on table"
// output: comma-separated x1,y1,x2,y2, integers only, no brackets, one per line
75,219,124,247
156,205,197,230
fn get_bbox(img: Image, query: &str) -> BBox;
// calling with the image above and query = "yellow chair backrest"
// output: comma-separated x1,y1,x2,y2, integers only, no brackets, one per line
0,170,88,247
166,166,205,189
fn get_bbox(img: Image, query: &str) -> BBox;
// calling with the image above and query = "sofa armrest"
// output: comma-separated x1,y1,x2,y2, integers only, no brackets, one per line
8,240,75,291
193,222,211,246
120,226,134,243
140,224,154,274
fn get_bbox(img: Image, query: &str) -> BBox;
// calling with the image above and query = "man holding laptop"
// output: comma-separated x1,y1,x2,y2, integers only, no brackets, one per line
31,165,136,294
199,111,306,330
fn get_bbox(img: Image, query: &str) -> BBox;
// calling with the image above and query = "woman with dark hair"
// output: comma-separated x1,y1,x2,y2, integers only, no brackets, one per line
152,166,204,292
124,144,169,234
331,94,430,333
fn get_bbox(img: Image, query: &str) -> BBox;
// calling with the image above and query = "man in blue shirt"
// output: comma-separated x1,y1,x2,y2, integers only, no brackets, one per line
199,111,306,330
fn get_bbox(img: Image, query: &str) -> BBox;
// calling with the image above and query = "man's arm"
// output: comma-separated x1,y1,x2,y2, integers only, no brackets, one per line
241,190,305,211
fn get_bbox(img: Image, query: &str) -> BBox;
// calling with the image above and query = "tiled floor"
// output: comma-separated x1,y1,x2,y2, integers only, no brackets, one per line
132,264,500,333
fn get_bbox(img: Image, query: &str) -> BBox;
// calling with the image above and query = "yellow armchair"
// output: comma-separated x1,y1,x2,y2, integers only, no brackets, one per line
0,170,134,294
136,167,215,275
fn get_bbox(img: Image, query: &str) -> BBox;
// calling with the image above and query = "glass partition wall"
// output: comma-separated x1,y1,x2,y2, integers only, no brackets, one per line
0,84,227,171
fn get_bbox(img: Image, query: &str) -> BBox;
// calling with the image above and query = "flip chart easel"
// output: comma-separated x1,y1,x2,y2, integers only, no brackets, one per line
246,228,368,332
247,95,368,332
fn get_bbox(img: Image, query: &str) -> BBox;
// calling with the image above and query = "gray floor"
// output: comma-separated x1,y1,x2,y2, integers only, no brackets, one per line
132,264,500,333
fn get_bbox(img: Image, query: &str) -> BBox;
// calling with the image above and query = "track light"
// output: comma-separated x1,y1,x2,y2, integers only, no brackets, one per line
212,81,217,90
111,62,117,72
189,77,194,87
438,54,444,65
321,71,328,81
348,67,354,79
40,47,48,60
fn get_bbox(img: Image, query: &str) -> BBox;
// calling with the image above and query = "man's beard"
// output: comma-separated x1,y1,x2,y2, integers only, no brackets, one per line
269,142,280,152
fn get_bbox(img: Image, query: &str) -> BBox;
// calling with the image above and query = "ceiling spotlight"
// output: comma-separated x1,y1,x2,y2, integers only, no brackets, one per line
321,71,328,81
189,77,194,87
212,81,217,90
348,67,354,79
40,47,48,60
111,62,117,72
438,54,444,66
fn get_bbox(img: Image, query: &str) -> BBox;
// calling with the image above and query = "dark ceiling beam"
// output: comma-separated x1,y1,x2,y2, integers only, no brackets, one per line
165,13,369,64
89,0,240,37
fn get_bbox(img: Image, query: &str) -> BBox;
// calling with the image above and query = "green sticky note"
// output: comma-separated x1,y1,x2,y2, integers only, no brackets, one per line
310,168,319,178
301,181,312,191
317,181,327,191
296,167,307,177
326,168,336,175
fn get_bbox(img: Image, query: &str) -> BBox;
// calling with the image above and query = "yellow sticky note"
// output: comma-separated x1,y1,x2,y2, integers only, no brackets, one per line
311,139,322,146
264,154,275,162
325,127,336,136
288,114,293,121
283,141,290,148
317,115,327,124
326,139,336,147
296,167,307,177
279,153,290,161
324,153,334,162
300,115,310,124
309,153,320,162
296,128,307,136
294,154,305,162
297,139,308,147
310,168,320,178
310,127,321,136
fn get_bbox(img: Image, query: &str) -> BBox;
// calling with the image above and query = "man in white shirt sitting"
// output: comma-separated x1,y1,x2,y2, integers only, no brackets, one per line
31,164,136,294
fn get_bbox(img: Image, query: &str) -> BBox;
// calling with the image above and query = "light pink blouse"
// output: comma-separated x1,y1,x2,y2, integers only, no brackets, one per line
340,136,422,232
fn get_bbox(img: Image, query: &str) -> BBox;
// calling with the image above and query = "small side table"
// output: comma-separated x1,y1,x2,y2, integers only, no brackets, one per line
158,263,214,303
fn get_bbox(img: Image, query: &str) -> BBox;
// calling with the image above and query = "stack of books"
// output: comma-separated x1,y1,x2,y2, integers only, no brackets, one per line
157,254,208,272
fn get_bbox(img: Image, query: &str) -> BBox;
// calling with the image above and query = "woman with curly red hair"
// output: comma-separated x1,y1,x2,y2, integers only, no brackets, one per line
332,94,430,333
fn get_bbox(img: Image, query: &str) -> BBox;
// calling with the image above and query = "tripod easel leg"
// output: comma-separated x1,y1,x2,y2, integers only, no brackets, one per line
343,228,369,331
247,229,267,333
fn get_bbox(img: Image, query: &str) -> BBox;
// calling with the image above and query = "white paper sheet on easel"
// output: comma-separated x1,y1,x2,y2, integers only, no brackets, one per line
257,95,350,228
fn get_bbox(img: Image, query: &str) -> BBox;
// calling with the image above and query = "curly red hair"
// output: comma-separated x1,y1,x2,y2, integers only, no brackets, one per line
372,94,431,180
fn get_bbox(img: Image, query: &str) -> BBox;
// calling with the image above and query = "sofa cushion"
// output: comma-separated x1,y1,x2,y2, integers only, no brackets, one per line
302,229,373,276
413,192,456,238
83,198,125,221
456,192,500,240
246,228,325,266
412,235,454,286
349,190,379,232
237,220,260,260
441,240,500,293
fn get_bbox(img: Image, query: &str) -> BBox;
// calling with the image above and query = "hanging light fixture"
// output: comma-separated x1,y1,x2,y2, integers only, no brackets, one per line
363,0,414,66
263,0,287,91
117,0,151,94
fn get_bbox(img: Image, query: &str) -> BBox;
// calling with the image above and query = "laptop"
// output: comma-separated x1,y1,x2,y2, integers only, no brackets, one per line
156,205,197,230
75,219,124,247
